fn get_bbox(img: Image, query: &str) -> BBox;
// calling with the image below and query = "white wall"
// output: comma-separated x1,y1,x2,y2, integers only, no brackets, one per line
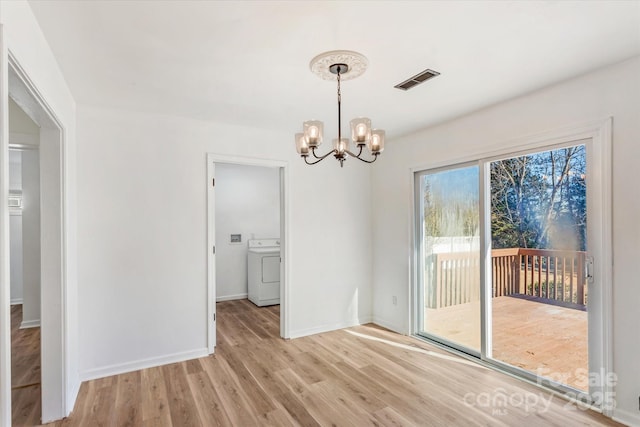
9,150,22,304
8,147,42,319
9,96,38,135
215,163,280,301
76,104,373,377
9,215,22,304
20,148,39,327
8,99,40,309
371,56,640,424
8,149,20,188
0,0,79,421
8,99,41,324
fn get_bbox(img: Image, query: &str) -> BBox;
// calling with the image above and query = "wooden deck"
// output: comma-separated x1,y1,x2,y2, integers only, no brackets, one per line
424,295,587,390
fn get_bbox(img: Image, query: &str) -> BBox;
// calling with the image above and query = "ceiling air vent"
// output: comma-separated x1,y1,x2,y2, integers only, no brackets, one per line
394,69,440,91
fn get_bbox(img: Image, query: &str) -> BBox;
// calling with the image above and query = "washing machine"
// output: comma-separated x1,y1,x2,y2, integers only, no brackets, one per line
247,239,280,306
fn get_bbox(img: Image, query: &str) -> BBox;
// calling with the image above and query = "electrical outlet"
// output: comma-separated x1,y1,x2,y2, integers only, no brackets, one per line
392,296,397,305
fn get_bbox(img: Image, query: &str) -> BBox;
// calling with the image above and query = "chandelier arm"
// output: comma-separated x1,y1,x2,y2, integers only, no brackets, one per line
310,146,337,161
344,149,379,164
304,146,339,164
302,156,324,165
344,148,360,158
310,146,322,159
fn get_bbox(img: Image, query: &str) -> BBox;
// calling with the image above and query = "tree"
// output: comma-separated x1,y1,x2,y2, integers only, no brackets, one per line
423,177,479,239
490,145,586,250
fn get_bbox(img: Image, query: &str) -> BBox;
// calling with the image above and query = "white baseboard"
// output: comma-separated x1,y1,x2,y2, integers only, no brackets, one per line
359,316,373,325
614,408,640,427
371,316,405,335
216,293,247,302
20,319,40,329
10,298,23,305
66,376,81,416
79,348,209,382
289,316,372,339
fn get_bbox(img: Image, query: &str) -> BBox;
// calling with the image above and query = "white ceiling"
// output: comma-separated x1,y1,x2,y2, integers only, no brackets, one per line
28,0,640,139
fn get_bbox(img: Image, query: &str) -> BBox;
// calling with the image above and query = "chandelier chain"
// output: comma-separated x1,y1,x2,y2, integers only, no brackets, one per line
337,67,342,143
337,67,341,104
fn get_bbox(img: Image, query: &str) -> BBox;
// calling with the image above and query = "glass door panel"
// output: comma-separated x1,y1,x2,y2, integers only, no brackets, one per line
417,165,480,353
489,144,588,391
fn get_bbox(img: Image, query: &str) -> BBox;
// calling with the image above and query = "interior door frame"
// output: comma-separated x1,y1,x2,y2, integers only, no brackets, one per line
206,153,290,353
1,46,71,423
410,118,613,414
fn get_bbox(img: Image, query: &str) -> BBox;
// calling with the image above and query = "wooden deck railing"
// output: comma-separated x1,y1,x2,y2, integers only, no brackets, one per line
428,248,587,309
432,252,480,309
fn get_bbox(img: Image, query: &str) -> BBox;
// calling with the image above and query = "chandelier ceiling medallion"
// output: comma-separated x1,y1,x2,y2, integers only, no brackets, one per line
295,50,385,167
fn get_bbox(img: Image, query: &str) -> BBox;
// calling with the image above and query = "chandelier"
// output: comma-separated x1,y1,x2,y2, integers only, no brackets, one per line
295,50,385,167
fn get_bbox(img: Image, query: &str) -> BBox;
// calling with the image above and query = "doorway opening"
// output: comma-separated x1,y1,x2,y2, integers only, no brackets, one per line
206,154,289,353
413,121,612,413
1,55,69,424
9,97,42,425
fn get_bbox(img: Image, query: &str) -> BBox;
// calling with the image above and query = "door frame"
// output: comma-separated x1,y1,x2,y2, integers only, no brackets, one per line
1,48,70,423
206,153,290,353
410,118,613,414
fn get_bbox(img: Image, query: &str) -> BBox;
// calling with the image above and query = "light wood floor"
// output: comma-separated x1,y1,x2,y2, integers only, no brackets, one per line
424,296,587,390
32,298,618,426
11,304,42,426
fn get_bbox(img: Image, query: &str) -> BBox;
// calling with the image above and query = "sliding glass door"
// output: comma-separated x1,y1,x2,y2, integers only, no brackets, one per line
416,164,481,354
489,144,588,391
414,134,608,406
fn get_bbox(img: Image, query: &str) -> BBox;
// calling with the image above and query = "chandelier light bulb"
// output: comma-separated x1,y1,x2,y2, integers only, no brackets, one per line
333,138,349,154
369,129,385,154
295,133,309,156
303,120,323,147
350,117,371,146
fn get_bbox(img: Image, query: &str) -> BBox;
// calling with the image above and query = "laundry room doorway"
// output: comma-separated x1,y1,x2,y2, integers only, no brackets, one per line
2,54,71,424
206,154,289,353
